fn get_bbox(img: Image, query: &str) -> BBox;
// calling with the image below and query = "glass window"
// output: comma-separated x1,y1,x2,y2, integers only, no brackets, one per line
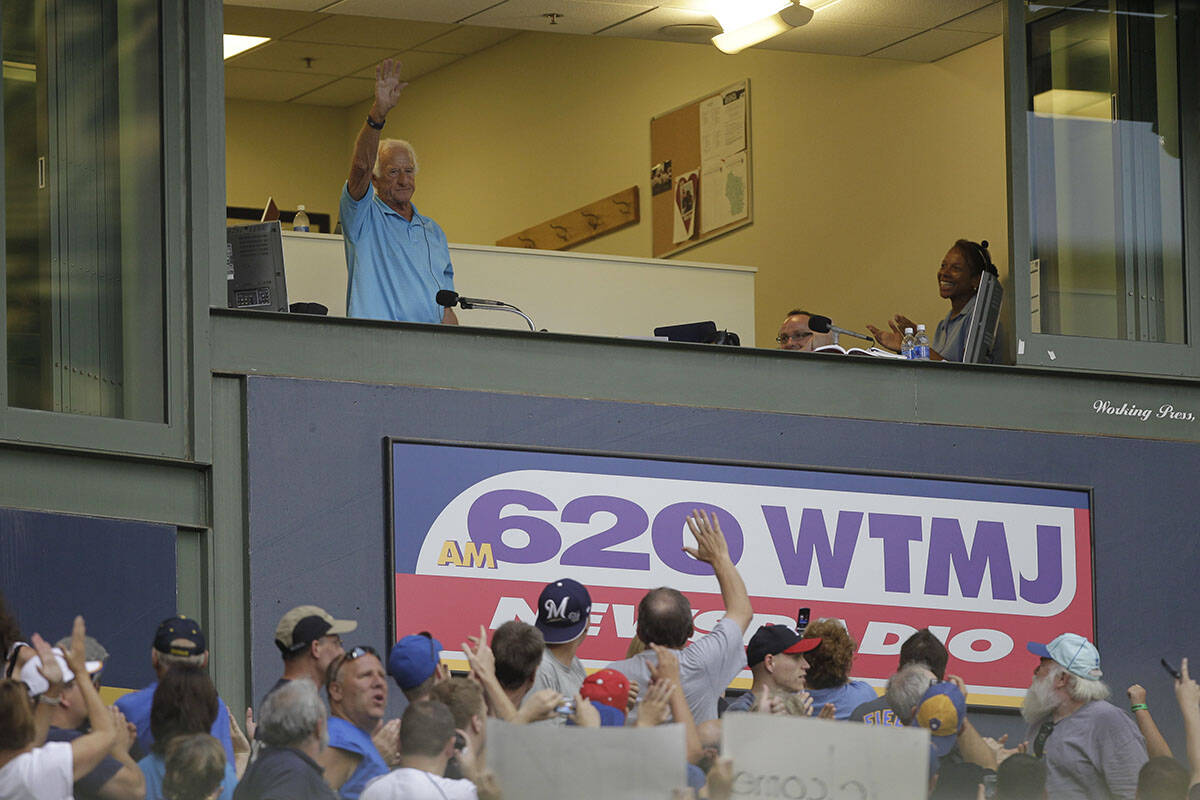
3,0,165,420
1027,0,1186,344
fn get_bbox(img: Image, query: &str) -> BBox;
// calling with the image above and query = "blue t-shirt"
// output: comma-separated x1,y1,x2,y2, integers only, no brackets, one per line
806,680,878,720
340,183,453,323
139,751,237,800
327,716,388,800
114,682,235,764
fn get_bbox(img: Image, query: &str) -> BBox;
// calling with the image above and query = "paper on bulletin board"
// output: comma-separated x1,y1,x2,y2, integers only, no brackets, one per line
700,81,747,163
673,169,699,243
700,151,748,234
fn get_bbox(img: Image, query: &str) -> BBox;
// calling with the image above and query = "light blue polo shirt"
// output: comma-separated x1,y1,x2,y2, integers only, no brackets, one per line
340,182,454,323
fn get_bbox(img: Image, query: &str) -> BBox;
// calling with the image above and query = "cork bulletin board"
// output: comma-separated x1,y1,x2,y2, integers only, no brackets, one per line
650,80,752,258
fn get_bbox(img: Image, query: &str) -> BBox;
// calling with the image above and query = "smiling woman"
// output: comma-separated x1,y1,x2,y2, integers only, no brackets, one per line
867,239,1005,363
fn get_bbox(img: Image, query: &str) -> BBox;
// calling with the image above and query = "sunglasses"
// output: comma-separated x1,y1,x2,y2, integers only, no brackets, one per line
325,645,379,689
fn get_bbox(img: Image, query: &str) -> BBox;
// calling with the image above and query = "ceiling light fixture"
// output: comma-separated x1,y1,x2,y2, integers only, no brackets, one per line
709,0,814,54
223,35,270,60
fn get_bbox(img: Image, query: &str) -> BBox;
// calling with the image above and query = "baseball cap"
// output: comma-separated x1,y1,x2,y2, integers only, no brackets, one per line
21,648,104,698
581,668,630,713
746,624,821,667
916,681,966,757
274,605,358,655
154,616,206,657
387,632,443,690
1027,633,1102,681
535,579,592,645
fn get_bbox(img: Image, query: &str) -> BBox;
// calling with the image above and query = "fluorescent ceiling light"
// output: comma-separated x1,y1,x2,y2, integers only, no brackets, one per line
224,35,270,60
709,0,813,54
808,0,847,11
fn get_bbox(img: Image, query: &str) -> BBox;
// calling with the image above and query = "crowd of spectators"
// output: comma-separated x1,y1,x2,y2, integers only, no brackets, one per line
2,511,1199,800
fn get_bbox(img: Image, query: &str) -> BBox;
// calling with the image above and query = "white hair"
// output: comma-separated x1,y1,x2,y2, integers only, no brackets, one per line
1059,665,1111,703
374,138,419,178
885,663,935,724
258,678,327,747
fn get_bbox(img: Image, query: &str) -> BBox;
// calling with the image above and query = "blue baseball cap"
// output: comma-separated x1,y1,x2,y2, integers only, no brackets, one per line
535,579,592,645
387,632,443,690
1027,633,1102,681
916,681,966,757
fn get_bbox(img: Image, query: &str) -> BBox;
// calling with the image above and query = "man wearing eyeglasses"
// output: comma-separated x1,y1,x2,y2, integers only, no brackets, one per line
341,59,457,325
268,605,357,706
320,646,392,800
775,309,832,352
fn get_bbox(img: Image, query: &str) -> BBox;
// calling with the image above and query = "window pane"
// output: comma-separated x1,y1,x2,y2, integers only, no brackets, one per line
4,0,165,420
1027,0,1186,343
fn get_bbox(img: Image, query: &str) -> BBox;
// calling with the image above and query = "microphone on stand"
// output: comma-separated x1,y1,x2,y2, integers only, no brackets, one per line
807,314,874,344
435,290,537,331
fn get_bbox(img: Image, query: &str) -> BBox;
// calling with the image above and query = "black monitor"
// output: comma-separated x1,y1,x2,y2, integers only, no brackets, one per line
226,221,289,312
962,271,1002,363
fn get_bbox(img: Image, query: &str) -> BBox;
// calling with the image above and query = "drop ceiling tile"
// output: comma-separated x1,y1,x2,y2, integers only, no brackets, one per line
320,0,507,24
350,50,464,80
812,0,994,30
285,15,455,50
868,27,994,62
594,6,718,39
224,0,331,11
759,21,924,57
415,25,521,55
465,0,656,35
290,76,377,106
940,2,1003,35
223,6,323,37
228,39,395,76
224,66,331,102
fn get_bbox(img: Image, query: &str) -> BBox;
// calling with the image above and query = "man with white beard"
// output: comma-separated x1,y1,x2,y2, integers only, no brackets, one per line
1016,633,1147,800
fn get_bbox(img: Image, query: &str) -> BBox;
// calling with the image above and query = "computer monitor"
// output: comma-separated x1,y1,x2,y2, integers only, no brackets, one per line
226,221,289,312
962,271,1003,363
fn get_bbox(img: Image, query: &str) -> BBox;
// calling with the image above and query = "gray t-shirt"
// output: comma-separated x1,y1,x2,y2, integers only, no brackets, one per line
1026,699,1147,800
604,617,747,723
527,650,587,698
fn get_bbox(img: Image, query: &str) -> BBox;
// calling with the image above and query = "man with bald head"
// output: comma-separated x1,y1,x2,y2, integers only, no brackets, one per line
341,58,457,324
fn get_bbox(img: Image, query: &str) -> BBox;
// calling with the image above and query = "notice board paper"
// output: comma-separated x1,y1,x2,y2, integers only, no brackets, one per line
701,151,749,234
700,81,747,163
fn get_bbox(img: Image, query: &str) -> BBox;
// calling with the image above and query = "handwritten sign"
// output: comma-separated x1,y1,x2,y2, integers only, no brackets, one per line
723,714,930,800
485,719,685,800
389,441,1093,707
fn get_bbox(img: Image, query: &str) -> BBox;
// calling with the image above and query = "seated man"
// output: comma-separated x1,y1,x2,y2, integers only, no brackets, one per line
776,309,832,352
114,616,236,765
234,679,336,800
605,509,753,724
319,647,392,800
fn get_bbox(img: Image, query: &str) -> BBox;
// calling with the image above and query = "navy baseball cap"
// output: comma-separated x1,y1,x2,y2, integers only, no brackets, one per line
387,632,443,690
535,579,592,645
154,616,206,657
746,624,821,667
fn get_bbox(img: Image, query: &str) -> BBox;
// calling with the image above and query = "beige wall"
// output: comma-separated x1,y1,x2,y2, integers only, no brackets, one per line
225,99,348,226
227,32,1009,348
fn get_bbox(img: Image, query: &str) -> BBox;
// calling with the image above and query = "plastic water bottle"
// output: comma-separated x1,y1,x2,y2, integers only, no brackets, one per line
901,327,915,359
914,324,930,360
292,205,310,232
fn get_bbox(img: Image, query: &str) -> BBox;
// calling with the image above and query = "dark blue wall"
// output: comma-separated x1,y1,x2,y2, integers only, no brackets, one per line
0,507,175,693
246,375,1199,746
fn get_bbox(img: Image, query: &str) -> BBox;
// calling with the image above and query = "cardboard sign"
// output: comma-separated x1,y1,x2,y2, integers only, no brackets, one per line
485,719,686,800
723,714,930,800
389,441,1093,707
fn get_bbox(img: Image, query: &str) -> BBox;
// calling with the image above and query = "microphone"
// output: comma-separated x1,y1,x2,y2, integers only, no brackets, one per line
436,290,507,309
434,289,538,331
808,314,873,343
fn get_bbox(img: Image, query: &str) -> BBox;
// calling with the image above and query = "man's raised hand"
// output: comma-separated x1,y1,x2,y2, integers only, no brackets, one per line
373,59,408,119
684,509,730,566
